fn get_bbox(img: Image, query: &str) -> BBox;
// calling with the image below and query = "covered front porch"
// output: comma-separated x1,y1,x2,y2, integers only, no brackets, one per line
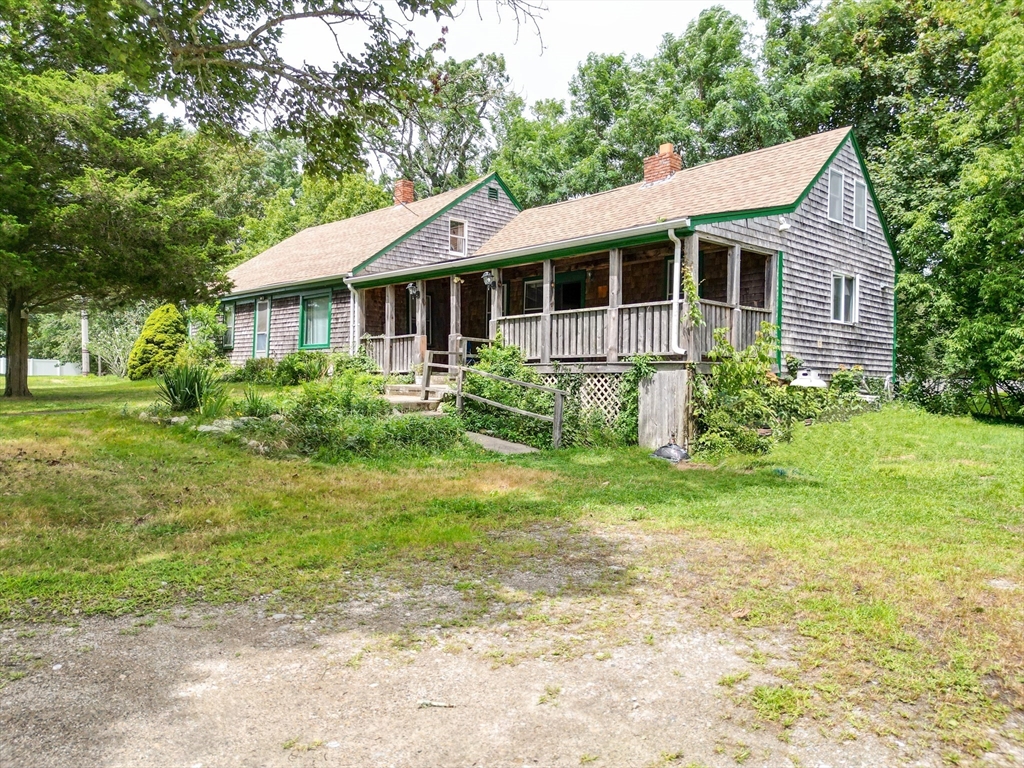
353,233,777,375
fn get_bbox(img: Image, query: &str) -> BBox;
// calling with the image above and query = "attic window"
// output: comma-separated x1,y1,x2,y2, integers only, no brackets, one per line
487,186,499,201
854,180,867,231
828,169,845,223
449,219,467,255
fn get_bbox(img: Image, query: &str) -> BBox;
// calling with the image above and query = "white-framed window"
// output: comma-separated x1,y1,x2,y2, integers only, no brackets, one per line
854,179,867,231
300,294,330,348
523,278,543,313
222,302,235,348
831,273,857,324
828,169,845,223
449,218,467,255
254,298,270,357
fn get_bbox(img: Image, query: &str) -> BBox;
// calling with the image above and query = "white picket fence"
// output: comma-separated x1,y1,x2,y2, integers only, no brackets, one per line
0,358,83,376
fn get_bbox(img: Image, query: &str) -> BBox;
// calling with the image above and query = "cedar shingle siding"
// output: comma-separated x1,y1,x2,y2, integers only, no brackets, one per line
227,301,254,366
697,139,894,378
360,183,519,275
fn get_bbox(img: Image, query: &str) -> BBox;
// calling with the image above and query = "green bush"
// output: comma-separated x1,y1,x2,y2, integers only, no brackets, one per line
692,324,875,456
333,349,379,375
551,364,619,447
238,386,277,417
235,371,463,460
157,363,226,413
460,339,554,448
127,304,187,380
228,357,278,384
276,350,331,385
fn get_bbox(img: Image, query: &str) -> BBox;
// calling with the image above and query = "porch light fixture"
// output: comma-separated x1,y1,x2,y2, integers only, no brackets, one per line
482,271,495,288
778,216,791,232
406,282,420,299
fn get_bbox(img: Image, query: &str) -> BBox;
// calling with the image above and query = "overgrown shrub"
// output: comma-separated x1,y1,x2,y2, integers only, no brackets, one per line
275,350,331,385
333,349,379,375
552,364,619,447
127,304,187,380
236,371,463,460
460,339,554,448
228,357,278,384
157,363,225,413
175,304,227,369
692,324,874,456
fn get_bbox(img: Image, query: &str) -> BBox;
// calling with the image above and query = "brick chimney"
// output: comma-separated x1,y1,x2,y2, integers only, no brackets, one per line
643,143,682,184
393,178,415,206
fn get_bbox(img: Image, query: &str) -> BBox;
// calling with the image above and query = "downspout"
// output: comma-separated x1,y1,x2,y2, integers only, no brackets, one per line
344,274,356,354
667,228,689,357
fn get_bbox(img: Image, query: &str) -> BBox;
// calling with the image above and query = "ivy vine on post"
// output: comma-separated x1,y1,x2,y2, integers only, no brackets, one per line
614,354,660,445
681,264,704,327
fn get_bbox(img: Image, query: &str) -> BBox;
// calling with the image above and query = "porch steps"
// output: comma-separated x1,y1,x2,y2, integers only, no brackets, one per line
384,382,448,414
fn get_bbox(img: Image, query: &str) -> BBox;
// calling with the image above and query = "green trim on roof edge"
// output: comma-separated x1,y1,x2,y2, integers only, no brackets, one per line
350,172,521,277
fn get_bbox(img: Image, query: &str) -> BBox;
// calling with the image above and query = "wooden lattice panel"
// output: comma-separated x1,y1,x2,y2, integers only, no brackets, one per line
541,372,623,424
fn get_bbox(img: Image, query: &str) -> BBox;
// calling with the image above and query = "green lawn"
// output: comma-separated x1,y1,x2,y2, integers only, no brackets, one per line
1,377,1022,757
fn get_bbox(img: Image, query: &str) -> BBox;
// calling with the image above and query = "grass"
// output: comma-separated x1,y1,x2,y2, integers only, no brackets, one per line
1,377,1023,759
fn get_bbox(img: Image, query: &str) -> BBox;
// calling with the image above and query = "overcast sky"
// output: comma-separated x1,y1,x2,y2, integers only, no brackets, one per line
159,0,761,121
292,0,762,107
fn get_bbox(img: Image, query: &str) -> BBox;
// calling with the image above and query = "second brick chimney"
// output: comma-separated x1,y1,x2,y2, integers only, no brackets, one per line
643,143,682,184
394,178,415,206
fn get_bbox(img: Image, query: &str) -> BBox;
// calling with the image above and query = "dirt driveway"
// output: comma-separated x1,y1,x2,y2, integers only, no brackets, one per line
0,523,960,767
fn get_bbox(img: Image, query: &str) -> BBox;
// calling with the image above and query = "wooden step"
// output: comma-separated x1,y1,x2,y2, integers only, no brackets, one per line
385,394,442,413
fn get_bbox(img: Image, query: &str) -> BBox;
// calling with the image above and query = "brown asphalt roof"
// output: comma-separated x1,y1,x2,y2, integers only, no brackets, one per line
226,177,487,295
474,128,852,257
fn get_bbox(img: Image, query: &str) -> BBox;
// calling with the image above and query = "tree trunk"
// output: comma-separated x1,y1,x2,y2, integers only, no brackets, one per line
4,290,32,398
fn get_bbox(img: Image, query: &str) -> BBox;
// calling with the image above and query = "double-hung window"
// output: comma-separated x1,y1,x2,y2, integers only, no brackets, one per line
300,294,330,348
828,169,845,223
831,273,857,324
254,299,270,357
854,180,868,231
221,303,235,348
449,219,467,255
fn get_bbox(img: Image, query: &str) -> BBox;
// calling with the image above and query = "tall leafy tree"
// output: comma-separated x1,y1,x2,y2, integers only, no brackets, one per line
0,0,541,173
367,53,516,195
492,7,790,206
0,67,234,396
234,173,390,265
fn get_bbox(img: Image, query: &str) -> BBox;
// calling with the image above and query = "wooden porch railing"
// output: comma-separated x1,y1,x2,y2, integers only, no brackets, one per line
550,307,606,358
361,333,418,374
370,299,773,373
496,314,543,360
618,301,674,356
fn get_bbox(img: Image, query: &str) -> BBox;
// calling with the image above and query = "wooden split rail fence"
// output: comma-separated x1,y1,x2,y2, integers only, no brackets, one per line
421,337,568,448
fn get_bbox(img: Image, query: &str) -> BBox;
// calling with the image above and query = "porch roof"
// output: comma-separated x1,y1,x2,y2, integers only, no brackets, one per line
225,175,496,296
474,128,851,258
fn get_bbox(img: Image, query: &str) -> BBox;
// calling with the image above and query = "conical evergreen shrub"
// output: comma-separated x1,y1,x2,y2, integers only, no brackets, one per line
127,304,187,380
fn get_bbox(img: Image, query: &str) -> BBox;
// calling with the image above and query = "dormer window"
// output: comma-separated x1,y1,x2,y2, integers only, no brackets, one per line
449,219,467,255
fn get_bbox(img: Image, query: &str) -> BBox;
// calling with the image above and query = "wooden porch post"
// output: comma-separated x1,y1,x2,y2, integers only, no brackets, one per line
449,275,461,368
384,284,395,376
416,280,427,372
607,248,621,362
353,288,365,355
728,244,742,348
683,234,699,358
489,268,502,340
541,259,553,365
